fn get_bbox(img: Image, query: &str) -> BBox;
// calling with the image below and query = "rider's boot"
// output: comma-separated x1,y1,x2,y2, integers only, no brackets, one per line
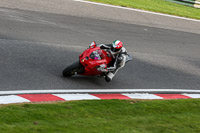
105,72,114,82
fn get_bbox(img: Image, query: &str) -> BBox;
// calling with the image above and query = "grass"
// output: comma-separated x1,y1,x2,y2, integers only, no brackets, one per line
0,99,200,133
88,0,200,20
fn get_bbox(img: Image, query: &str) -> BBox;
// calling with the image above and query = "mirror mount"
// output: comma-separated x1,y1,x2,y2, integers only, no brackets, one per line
90,41,96,48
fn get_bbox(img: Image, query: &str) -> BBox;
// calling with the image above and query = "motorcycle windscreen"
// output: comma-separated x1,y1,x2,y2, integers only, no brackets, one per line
89,50,104,60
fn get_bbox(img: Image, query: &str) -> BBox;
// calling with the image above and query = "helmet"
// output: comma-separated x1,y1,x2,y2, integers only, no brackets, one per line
111,40,123,54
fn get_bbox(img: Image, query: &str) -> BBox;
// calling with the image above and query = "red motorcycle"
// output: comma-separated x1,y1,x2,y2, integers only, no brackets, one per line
62,41,132,80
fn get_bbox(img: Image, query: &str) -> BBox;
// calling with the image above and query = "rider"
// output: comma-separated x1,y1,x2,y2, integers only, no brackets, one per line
97,40,128,82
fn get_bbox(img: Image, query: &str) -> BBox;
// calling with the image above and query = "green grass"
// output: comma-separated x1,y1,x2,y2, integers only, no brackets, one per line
88,0,200,20
0,99,200,133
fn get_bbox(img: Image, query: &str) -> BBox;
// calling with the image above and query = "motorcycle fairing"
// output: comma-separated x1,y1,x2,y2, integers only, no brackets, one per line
79,47,113,76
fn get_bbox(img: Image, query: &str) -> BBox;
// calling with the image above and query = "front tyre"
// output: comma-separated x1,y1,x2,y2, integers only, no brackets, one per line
62,61,82,77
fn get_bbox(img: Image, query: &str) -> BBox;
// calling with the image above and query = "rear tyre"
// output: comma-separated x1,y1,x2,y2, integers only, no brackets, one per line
62,61,82,77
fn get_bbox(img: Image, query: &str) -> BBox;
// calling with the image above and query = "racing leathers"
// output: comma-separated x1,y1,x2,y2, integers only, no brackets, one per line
98,43,127,82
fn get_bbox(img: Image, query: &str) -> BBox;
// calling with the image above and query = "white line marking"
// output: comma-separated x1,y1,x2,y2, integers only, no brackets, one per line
183,94,200,98
53,94,100,100
0,95,30,104
0,89,200,95
74,0,200,22
123,93,163,99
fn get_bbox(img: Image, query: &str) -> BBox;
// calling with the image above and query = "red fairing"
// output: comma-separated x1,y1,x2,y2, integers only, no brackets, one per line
79,47,113,76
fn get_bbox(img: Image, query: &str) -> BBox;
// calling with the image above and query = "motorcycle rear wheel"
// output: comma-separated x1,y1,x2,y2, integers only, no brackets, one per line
62,61,83,77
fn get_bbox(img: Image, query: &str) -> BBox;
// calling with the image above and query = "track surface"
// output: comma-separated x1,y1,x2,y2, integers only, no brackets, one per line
0,1,200,91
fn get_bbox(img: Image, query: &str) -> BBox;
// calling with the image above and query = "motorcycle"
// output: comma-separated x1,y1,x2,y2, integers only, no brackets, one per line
62,41,132,81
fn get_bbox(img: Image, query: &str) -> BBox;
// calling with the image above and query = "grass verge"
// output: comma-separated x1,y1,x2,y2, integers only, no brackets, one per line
0,99,200,132
88,0,200,20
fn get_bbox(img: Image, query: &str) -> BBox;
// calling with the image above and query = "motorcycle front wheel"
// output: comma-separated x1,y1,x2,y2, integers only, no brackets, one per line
62,61,84,77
